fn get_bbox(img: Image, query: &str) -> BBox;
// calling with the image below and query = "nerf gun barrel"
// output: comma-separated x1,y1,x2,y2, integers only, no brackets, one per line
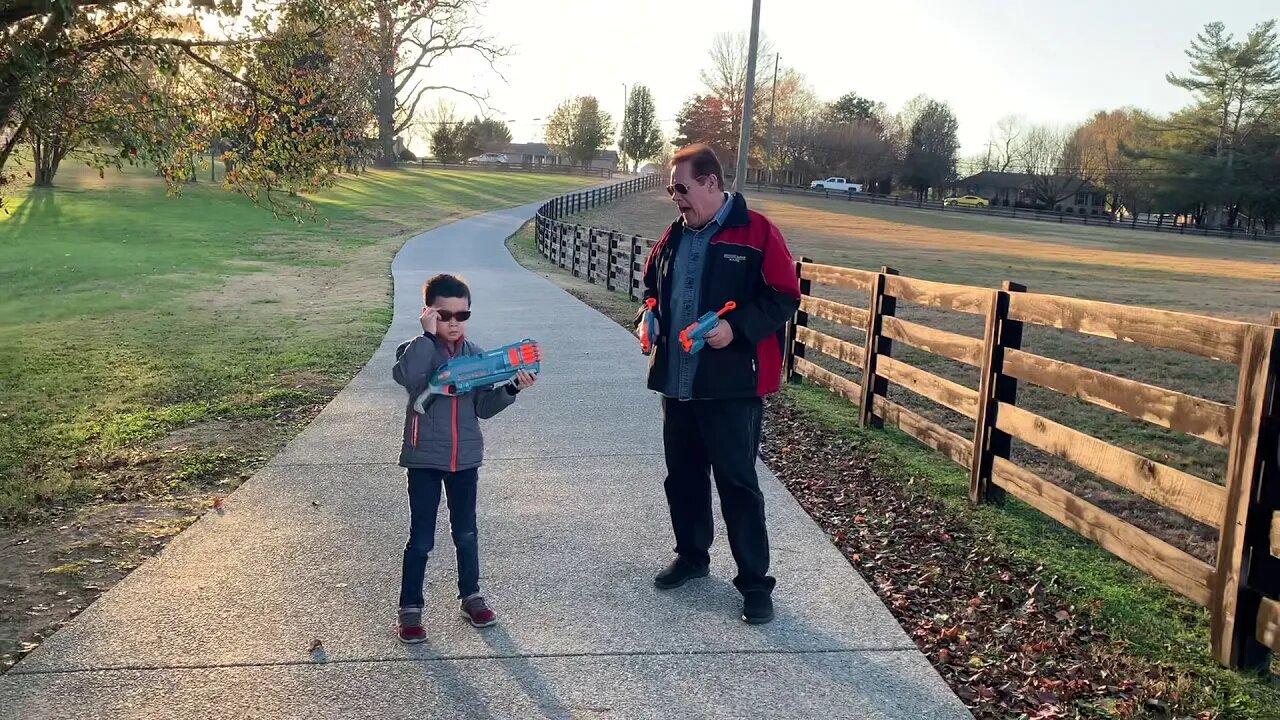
639,298,659,355
413,339,541,413
679,301,737,354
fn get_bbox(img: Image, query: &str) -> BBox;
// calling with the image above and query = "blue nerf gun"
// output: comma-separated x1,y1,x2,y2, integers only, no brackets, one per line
413,339,541,413
639,297,659,355
679,301,737,354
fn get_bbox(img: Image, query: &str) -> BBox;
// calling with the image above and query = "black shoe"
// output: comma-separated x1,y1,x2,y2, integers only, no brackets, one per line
742,592,774,624
654,558,709,590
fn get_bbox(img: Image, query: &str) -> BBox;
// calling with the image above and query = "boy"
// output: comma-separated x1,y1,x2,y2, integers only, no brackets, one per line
392,273,536,644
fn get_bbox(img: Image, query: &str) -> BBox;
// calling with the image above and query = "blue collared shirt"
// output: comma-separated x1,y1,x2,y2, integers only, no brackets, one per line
662,193,734,399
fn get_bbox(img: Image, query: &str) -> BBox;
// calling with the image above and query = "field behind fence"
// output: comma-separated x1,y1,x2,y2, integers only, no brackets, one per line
533,179,1280,672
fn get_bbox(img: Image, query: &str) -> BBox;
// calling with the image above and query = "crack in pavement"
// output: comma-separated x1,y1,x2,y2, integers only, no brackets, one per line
6,645,923,677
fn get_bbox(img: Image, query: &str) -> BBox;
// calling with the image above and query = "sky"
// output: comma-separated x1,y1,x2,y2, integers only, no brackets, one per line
410,0,1277,157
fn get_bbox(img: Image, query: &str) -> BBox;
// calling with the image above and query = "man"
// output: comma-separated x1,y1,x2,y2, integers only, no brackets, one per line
637,144,800,624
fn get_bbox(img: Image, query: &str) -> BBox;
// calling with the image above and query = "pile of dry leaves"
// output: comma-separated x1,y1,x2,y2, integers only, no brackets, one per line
761,397,1209,719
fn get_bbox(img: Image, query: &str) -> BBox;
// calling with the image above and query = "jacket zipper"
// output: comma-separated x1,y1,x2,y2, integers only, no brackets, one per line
447,340,459,472
450,396,459,472
411,415,419,448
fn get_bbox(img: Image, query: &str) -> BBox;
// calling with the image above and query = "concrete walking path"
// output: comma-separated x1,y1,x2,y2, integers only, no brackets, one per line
0,201,969,719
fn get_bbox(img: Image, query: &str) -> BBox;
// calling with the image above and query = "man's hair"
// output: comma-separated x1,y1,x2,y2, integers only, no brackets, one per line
672,144,723,190
424,273,471,305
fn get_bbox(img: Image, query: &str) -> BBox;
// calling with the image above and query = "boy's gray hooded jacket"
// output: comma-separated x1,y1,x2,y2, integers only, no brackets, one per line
393,333,518,472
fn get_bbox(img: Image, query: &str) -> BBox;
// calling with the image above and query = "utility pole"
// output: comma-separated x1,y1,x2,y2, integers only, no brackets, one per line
734,0,762,193
620,83,628,174
766,53,779,188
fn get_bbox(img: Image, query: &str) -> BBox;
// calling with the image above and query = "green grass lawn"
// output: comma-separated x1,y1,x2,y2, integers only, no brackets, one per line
0,165,591,523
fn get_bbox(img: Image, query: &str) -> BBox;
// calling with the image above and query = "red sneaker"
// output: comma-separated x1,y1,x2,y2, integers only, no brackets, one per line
397,607,426,644
460,595,497,628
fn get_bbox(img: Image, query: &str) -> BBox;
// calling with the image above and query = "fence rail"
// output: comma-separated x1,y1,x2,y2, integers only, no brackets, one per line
530,180,1280,673
747,183,1278,241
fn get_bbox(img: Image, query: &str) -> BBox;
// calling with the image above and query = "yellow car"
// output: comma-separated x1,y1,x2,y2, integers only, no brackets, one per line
944,195,989,207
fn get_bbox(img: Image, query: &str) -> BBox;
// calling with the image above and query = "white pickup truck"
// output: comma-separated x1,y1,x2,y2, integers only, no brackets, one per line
809,177,863,193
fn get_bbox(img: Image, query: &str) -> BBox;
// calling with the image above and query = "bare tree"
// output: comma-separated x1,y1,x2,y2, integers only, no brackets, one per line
1069,108,1156,217
987,114,1026,172
366,0,508,167
699,31,774,167
1018,123,1092,209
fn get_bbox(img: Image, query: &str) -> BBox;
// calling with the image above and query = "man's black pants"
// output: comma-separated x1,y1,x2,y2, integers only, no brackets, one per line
661,396,775,595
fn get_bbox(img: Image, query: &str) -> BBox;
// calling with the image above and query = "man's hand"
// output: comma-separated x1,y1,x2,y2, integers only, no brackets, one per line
419,306,439,335
705,319,734,350
513,370,537,390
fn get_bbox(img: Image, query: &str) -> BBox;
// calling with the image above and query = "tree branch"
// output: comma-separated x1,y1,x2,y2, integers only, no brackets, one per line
0,118,28,169
1,0,113,26
394,83,486,134
177,45,291,105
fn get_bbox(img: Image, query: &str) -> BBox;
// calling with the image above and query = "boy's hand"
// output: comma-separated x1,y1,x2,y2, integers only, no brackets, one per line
419,306,439,335
513,370,537,391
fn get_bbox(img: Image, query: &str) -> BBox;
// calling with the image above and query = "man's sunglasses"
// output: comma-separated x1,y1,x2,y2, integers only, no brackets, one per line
666,176,708,197
436,310,471,322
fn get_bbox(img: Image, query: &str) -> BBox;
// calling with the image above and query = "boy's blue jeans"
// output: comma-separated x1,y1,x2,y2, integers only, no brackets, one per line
399,467,480,608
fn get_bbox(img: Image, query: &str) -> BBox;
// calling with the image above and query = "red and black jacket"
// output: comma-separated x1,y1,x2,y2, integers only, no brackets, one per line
639,193,801,399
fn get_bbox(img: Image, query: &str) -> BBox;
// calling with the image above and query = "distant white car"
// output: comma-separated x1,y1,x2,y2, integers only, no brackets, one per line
469,152,508,164
810,177,863,193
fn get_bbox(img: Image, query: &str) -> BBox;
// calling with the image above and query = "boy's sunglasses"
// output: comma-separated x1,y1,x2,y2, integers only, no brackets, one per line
666,176,708,197
437,310,471,322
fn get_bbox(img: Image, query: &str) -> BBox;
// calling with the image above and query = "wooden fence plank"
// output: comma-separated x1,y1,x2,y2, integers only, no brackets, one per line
882,275,992,316
1272,512,1280,560
992,457,1214,607
796,326,866,368
1006,292,1250,364
881,317,984,367
795,357,862,405
1212,323,1279,668
872,395,974,468
1004,349,1234,447
800,262,876,292
1258,598,1280,651
994,402,1227,527
800,296,870,330
878,356,980,419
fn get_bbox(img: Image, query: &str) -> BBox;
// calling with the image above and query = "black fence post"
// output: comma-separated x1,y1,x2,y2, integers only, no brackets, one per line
629,235,641,301
786,256,811,384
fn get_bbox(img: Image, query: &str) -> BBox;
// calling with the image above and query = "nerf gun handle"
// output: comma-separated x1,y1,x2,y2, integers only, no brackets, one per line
639,298,659,355
679,301,737,354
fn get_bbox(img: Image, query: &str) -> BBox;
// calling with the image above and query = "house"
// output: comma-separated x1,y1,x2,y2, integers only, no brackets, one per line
501,143,619,172
952,171,1106,214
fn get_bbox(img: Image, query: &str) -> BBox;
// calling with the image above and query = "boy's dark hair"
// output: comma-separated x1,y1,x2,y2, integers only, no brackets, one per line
424,273,471,306
672,143,723,190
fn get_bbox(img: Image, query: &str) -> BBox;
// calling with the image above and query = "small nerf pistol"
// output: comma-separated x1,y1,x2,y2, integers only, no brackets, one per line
679,301,737,354
413,339,541,413
639,298,659,355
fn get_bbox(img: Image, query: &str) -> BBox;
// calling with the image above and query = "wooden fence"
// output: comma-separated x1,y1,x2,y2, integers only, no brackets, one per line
532,182,1280,672
786,261,1280,672
534,174,663,299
